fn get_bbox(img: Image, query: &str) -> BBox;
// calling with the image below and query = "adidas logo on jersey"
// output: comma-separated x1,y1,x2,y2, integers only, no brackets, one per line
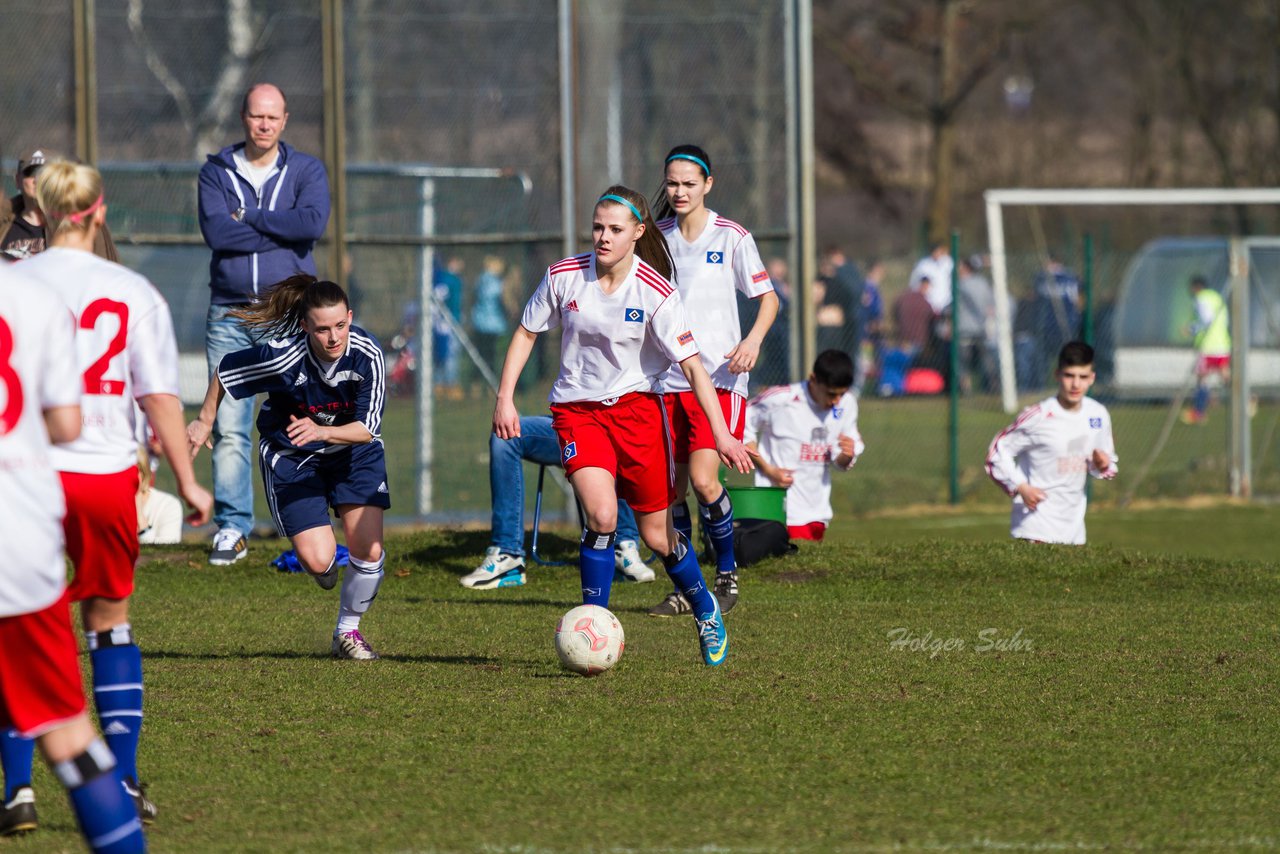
565,299,579,312
294,372,308,386
377,481,388,493
103,721,131,736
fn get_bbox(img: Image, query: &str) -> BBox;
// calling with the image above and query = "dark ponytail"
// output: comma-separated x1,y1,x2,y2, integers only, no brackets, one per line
650,144,713,222
231,274,350,339
596,185,674,282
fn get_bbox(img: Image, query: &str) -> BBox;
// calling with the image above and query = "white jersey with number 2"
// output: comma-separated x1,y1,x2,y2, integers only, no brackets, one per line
658,211,772,398
21,247,181,475
521,252,699,403
0,263,80,617
986,395,1117,544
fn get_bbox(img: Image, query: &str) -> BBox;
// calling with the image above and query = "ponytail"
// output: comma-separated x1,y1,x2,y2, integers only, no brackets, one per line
596,184,674,282
35,161,104,241
650,144,712,222
231,275,350,339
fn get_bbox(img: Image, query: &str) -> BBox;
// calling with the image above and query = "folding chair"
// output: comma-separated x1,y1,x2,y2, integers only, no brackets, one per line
529,464,581,566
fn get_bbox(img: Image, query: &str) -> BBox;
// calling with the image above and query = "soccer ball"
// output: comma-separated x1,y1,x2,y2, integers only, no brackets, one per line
554,604,625,676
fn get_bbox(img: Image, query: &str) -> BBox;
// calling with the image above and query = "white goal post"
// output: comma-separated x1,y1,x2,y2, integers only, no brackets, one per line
983,187,1280,414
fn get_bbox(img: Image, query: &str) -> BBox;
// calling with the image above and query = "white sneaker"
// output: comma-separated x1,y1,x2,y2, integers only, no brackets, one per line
614,540,655,583
331,629,379,660
208,527,248,565
460,546,527,589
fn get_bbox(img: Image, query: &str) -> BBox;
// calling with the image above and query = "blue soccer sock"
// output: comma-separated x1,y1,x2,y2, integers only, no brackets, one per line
1,728,34,800
669,501,694,593
88,626,143,785
699,488,737,576
661,534,716,617
579,529,616,607
52,738,146,853
336,553,385,635
1194,385,1210,415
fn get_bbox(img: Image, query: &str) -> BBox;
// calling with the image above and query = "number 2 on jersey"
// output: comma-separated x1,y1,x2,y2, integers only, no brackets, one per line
0,317,24,435
80,299,129,396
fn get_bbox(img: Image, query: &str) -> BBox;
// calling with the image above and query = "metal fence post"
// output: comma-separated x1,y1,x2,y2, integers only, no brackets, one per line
949,230,960,504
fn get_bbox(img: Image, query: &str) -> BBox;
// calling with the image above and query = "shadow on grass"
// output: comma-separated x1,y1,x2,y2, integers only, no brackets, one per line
145,649,505,665
404,596,575,609
403,528,581,574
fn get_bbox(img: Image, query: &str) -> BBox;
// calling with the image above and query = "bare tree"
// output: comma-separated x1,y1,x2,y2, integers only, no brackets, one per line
127,0,265,159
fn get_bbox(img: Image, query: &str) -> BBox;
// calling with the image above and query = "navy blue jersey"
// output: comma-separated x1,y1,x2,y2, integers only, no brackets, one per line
218,325,386,456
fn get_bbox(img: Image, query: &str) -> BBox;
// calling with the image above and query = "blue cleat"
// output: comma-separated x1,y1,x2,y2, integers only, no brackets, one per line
694,597,728,666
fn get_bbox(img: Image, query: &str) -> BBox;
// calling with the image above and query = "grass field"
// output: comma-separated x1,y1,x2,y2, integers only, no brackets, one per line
10,503,1279,852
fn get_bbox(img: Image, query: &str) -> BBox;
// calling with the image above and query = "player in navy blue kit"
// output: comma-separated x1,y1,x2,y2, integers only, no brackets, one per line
187,276,389,660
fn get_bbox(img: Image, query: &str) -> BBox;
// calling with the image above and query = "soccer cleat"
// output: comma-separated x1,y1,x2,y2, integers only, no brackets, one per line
208,527,248,566
460,547,527,589
614,540,655,583
714,571,739,613
313,562,340,590
121,778,157,825
647,590,692,618
0,787,36,836
695,597,729,666
332,629,380,660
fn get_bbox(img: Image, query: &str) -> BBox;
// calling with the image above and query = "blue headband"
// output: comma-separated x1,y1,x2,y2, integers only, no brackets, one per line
598,194,644,223
666,152,710,176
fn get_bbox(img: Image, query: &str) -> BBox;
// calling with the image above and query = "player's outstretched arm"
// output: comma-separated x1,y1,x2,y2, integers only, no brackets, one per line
285,415,372,447
679,355,753,474
186,373,227,459
141,393,213,526
493,326,537,439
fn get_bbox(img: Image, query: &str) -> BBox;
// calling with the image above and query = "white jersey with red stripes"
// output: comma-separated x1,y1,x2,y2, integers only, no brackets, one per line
20,247,181,475
986,395,1118,544
0,263,80,617
521,252,699,403
657,210,772,398
744,381,864,527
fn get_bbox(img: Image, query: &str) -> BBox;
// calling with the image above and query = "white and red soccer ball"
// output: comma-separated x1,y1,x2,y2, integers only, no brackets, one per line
554,604,625,675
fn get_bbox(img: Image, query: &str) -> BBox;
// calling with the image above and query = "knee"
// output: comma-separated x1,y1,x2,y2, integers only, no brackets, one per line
350,541,383,565
691,473,722,502
297,545,337,575
583,508,617,533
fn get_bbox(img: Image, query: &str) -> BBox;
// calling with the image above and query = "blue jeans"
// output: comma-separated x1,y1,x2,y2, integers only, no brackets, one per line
206,305,259,535
489,415,638,555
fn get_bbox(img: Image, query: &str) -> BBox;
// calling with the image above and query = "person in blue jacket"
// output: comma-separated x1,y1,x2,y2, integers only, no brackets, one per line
197,82,330,567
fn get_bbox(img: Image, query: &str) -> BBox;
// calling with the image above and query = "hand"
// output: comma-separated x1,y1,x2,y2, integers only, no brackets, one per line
493,398,521,439
715,435,755,474
186,419,212,460
766,465,794,488
286,414,327,446
180,482,214,527
725,338,762,374
1015,483,1047,511
1092,448,1111,471
837,434,857,459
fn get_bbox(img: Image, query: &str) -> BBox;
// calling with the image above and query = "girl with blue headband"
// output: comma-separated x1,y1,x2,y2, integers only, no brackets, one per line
646,144,779,619
492,184,754,667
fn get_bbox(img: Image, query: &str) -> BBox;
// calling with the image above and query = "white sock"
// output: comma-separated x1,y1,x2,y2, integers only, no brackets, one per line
336,553,385,635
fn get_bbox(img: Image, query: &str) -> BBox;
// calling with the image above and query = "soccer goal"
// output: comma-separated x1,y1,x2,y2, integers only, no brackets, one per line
982,188,1280,499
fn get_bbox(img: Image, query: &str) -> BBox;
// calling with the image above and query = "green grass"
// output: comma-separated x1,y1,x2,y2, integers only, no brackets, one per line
11,504,1280,852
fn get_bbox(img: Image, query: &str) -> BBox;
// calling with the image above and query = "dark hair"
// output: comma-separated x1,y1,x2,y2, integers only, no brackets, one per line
651,144,712,221
231,275,349,338
1057,340,1095,370
241,82,288,115
812,349,855,388
1189,274,1207,289
596,185,674,281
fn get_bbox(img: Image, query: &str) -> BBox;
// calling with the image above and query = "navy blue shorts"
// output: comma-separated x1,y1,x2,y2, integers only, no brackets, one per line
259,440,391,537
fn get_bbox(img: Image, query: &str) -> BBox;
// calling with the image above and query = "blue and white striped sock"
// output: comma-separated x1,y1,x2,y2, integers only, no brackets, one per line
88,625,143,785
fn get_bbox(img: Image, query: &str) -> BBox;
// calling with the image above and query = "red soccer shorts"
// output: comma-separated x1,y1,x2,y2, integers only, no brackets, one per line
0,590,87,737
664,389,746,463
1196,354,1230,376
551,392,675,514
62,467,140,602
788,521,827,541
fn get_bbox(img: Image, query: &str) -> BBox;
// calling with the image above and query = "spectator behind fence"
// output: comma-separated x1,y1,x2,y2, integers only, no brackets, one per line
2,148,118,262
816,246,863,361
745,349,864,542
1181,274,1231,425
856,259,886,393
470,255,509,375
909,242,953,314
197,82,331,567
459,415,652,590
433,256,465,400
956,254,997,394
893,275,937,356
1031,253,1082,388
